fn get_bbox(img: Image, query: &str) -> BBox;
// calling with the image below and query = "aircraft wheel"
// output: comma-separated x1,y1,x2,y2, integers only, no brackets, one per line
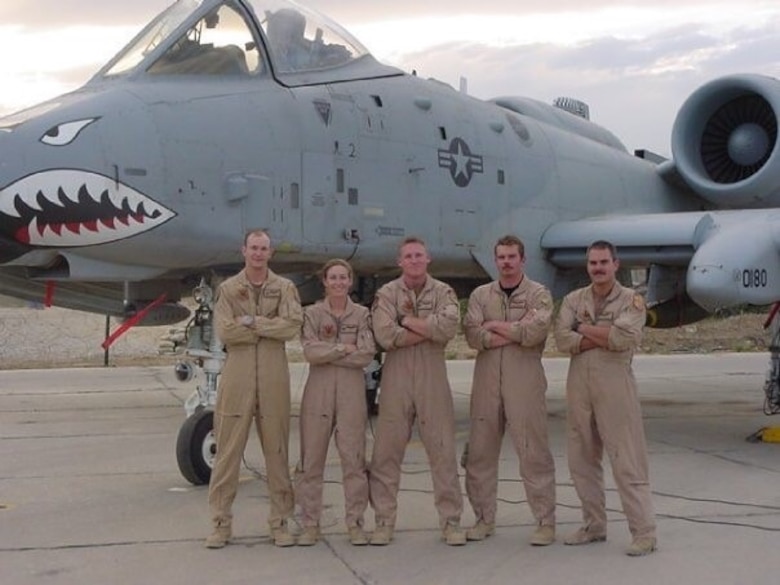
176,408,215,485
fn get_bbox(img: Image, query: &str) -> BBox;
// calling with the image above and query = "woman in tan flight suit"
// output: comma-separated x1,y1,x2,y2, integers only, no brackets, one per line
294,259,376,546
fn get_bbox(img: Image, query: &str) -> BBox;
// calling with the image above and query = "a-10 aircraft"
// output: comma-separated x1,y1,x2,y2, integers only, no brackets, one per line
2,0,780,483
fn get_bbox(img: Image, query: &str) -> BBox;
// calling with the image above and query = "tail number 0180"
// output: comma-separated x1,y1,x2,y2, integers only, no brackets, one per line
742,268,768,288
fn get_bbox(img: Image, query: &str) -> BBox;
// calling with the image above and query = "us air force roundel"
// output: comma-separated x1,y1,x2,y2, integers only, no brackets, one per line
438,137,484,187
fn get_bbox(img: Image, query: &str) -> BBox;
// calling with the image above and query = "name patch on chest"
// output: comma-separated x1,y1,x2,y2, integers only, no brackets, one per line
509,298,527,310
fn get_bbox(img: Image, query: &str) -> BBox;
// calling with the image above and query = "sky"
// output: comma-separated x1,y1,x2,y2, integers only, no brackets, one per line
1,0,779,156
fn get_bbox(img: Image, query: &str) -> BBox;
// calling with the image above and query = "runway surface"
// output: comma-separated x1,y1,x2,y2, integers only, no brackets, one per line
1,353,779,585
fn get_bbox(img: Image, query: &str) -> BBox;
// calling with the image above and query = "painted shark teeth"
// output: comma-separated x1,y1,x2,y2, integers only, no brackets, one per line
0,169,175,247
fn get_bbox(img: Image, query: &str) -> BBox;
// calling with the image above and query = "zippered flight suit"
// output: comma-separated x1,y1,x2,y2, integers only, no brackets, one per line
295,298,376,530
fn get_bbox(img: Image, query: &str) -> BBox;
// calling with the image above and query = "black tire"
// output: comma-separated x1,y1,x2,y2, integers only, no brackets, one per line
176,409,215,485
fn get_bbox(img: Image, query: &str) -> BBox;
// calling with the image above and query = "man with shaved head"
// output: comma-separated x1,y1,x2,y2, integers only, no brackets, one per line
206,229,303,549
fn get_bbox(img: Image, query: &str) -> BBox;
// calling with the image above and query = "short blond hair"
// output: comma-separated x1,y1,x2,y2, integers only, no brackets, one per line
398,236,426,256
243,229,270,246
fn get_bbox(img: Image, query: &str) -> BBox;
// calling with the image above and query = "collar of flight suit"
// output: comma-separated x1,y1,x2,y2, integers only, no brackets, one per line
585,280,625,302
582,280,626,319
235,267,281,291
487,274,531,299
317,295,361,320
397,274,436,296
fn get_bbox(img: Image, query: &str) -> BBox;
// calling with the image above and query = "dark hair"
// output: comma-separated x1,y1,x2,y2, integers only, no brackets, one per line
586,240,617,260
494,235,525,258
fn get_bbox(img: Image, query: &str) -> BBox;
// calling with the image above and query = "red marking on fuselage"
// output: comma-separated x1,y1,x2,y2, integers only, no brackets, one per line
15,226,30,244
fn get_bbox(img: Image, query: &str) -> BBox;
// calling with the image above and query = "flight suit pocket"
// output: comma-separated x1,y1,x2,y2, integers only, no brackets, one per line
416,297,434,318
508,297,528,322
339,323,359,345
258,287,282,317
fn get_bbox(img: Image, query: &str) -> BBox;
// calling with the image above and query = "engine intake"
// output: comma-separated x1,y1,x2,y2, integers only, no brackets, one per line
672,74,780,207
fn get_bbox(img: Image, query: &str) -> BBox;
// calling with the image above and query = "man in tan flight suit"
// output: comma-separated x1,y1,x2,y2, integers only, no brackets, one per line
206,230,303,549
463,235,557,545
554,240,657,557
295,259,376,546
368,237,466,546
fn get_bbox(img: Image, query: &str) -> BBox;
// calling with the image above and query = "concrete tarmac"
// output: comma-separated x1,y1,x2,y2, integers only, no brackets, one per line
1,353,779,585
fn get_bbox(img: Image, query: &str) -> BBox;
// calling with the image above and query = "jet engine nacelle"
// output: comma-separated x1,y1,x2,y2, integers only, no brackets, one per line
671,74,780,208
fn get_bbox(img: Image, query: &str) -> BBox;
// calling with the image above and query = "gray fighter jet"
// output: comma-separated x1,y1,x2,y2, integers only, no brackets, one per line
2,0,779,482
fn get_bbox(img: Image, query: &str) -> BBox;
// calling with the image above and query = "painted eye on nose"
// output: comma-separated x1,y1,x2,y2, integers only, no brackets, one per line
41,118,99,146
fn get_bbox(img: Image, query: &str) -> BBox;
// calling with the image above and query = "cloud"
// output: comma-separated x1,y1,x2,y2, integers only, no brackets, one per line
4,0,773,28
550,29,719,72
389,13,780,156
0,0,165,27
701,19,780,73
308,0,768,23
2,0,779,157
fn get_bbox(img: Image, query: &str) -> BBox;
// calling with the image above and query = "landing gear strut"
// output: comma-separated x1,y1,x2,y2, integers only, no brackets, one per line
174,280,224,485
747,303,780,444
365,353,381,417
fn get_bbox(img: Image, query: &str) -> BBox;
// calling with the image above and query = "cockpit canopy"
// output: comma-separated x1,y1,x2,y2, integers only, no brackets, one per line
99,0,400,85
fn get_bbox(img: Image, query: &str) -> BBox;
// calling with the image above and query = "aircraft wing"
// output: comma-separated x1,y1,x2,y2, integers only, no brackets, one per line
541,208,780,317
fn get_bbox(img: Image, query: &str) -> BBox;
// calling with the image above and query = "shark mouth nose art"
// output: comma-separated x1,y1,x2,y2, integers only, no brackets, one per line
0,169,176,247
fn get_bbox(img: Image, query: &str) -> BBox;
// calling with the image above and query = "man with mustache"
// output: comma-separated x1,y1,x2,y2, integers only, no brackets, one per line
462,235,557,546
554,240,657,556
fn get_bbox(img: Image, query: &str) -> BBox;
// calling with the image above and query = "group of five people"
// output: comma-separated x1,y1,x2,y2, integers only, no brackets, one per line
204,229,657,557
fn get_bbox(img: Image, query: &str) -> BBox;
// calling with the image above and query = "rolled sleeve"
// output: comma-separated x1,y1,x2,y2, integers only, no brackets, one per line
335,319,376,368
371,288,404,350
427,286,459,344
513,287,553,347
554,294,583,355
214,286,258,346
255,281,303,341
301,311,341,364
464,291,489,350
608,300,645,351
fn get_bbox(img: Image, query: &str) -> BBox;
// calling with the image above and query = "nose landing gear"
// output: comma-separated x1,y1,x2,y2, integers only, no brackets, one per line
174,279,224,485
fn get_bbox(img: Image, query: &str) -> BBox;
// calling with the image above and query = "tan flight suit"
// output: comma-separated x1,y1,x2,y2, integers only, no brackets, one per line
208,269,303,532
554,282,656,539
295,298,376,530
368,275,463,529
463,278,556,528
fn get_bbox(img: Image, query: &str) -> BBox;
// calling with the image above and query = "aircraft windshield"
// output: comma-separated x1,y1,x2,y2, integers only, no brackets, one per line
147,2,264,76
248,0,370,73
101,0,381,81
106,0,205,76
